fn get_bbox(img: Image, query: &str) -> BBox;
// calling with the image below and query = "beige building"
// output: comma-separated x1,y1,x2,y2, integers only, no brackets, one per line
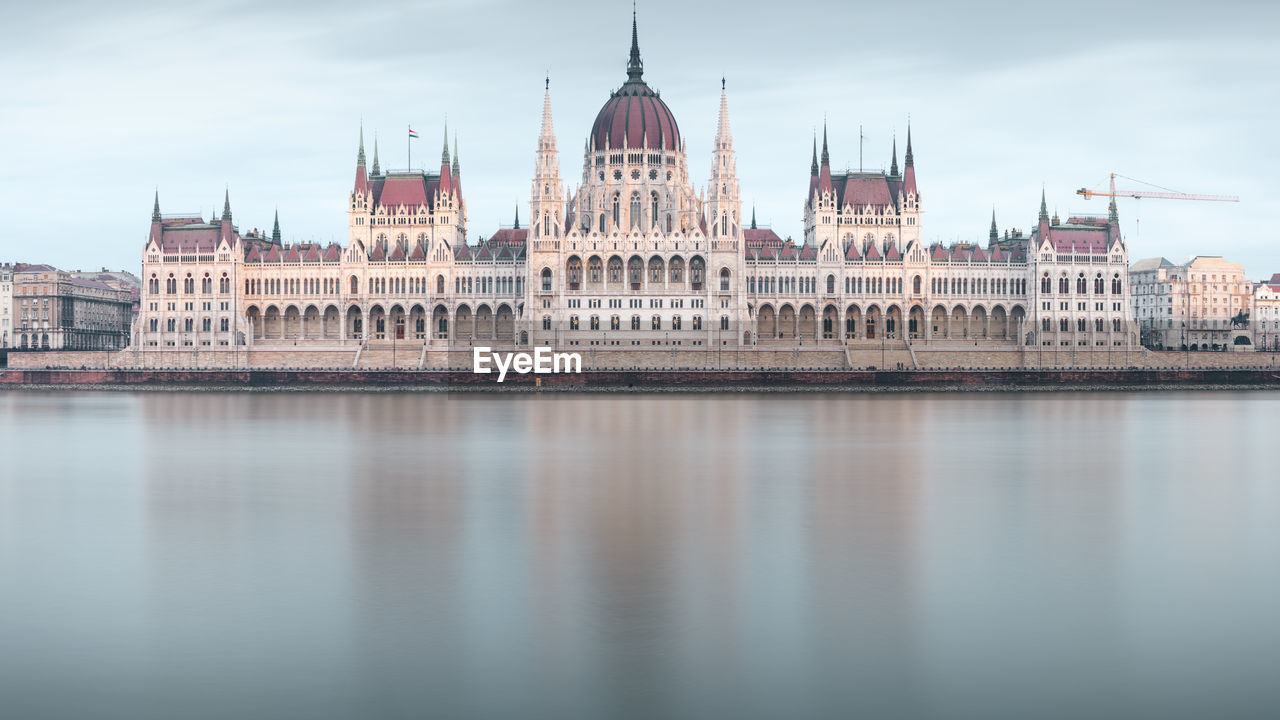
1,263,12,348
1254,275,1280,352
12,264,135,350
1129,255,1253,351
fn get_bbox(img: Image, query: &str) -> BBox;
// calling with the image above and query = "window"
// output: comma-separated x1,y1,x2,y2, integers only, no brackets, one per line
827,274,836,294
652,315,661,330
720,268,731,292
611,315,620,331
541,267,553,292
692,315,701,330
672,316,682,330
608,257,623,284
611,194,620,229
631,315,641,330
1058,276,1069,294
350,276,359,294
567,257,582,291
588,257,602,284
542,315,551,331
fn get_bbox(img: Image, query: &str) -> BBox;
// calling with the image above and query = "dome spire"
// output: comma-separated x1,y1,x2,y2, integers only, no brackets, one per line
626,5,644,83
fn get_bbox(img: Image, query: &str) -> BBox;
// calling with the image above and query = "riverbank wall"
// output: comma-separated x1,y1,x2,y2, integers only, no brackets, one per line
3,367,1278,391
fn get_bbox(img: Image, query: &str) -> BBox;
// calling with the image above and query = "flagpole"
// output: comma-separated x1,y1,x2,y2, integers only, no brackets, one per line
408,124,411,172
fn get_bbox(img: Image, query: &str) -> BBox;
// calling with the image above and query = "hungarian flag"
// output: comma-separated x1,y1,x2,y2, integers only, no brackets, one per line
408,128,419,139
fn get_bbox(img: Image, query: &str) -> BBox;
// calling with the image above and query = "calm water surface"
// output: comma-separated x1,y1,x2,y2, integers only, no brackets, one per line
1,391,1278,720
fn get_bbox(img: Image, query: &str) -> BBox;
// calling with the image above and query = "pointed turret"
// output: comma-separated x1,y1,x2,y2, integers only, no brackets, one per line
148,190,163,246
451,133,460,177
272,209,281,244
818,122,832,195
438,122,453,196
513,205,520,230
810,135,818,177
626,8,643,83
371,134,381,176
531,76,563,239
715,77,732,151
989,209,998,243
1109,196,1119,225
708,77,740,238
221,188,232,222
890,135,899,177
750,206,757,230
1039,187,1049,225
354,126,368,195
902,122,918,196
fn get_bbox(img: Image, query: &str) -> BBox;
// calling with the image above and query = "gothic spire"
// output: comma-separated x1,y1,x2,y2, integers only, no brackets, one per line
222,187,231,222
715,78,732,150
152,190,161,222
371,134,380,175
890,135,899,177
905,123,914,167
626,7,644,83
452,133,460,176
513,204,520,230
989,208,998,242
810,134,818,176
441,122,451,166
1039,187,1049,224
272,209,281,244
820,122,829,167
357,124,366,167
750,206,757,230
539,76,556,152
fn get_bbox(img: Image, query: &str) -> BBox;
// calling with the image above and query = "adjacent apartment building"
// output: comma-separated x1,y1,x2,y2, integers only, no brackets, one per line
11,264,135,350
1,263,12,348
1129,255,1255,350
1254,274,1280,352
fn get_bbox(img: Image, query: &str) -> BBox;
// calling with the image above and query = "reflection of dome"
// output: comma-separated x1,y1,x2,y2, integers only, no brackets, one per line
588,14,680,152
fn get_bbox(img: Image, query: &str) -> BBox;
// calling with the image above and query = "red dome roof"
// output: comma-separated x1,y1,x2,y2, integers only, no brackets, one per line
590,82,680,152
589,13,680,152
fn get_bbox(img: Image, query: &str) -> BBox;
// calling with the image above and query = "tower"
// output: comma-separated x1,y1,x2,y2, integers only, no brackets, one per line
707,78,740,242
531,76,564,241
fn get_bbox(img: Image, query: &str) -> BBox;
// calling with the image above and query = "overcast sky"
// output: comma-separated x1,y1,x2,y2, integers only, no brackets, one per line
2,0,1277,277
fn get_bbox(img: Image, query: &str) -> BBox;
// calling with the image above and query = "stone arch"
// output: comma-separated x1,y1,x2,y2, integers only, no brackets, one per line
689,255,706,291
323,305,340,339
798,304,817,342
283,305,302,340
432,304,449,340
565,255,582,291
931,304,948,339
971,305,989,339
778,304,797,340
607,255,624,288
246,305,262,339
346,305,364,340
496,303,515,342
668,255,685,288
909,305,925,340
758,303,777,339
885,304,902,340
475,304,495,339
845,304,862,340
648,255,665,286
586,255,604,290
303,305,321,340
368,304,386,340
865,304,882,340
822,304,839,341
264,305,282,339
388,304,407,340
455,304,473,340
990,305,1008,339
409,304,427,340
951,305,969,339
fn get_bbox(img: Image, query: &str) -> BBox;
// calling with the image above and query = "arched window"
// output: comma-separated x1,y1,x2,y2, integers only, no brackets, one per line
567,257,582,291
649,257,664,283
542,316,551,330
827,274,836,294
588,257,603,284
630,193,641,229
1058,276,1069,294
912,275,922,295
1112,275,1122,294
543,212,550,237
651,193,659,227
350,276,359,295
598,213,606,233
611,316,620,330
541,267,553,292
611,194,620,229
720,268,731,292
720,213,728,237
436,275,445,294
1077,318,1086,332
201,274,212,294
1095,318,1104,332
590,315,600,330
1059,318,1069,332
690,257,705,291
629,257,643,288
631,315,641,330
608,257,623,284
1094,274,1105,294
149,275,159,294
1076,274,1087,294
219,274,229,294
669,257,684,284
652,315,661,330
183,274,194,294
1042,318,1051,332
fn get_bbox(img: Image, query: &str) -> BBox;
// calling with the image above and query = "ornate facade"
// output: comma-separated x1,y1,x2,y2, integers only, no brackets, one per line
134,15,1137,357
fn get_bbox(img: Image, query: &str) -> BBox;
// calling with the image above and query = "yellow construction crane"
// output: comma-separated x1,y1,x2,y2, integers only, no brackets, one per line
1077,173,1239,203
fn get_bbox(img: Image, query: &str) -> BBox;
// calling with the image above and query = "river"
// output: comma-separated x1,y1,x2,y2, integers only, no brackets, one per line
1,390,1277,719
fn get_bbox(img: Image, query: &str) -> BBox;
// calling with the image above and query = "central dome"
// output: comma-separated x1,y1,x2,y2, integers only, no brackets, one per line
588,13,680,152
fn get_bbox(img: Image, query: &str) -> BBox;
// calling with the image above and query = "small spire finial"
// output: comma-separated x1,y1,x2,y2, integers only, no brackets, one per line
1039,186,1049,224
890,133,899,177
152,189,161,222
811,133,818,176
272,208,281,244
452,133,459,176
371,133,380,175
442,121,450,166
750,205,757,230
626,5,644,82
513,204,520,230
222,187,231,222
989,208,998,242
357,123,366,166
905,121,914,167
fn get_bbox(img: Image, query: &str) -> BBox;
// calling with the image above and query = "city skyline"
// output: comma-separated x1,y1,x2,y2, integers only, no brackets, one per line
2,0,1277,276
